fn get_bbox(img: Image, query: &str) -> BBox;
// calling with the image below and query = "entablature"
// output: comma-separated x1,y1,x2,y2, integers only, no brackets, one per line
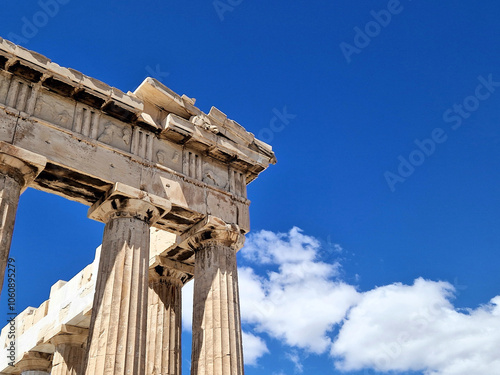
0,38,276,183
0,37,275,234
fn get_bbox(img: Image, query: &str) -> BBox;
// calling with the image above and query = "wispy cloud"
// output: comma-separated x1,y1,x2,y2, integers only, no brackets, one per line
285,351,304,373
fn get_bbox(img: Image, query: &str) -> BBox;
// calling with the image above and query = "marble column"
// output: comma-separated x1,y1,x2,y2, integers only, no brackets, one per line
84,183,171,375
189,221,246,375
50,328,88,375
0,142,45,295
146,265,190,375
16,351,52,375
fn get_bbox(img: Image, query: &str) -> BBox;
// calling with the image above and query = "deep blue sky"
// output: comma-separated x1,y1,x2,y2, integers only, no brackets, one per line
1,1,500,374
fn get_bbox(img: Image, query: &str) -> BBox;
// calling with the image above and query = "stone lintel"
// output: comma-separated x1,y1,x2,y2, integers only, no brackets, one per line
88,182,171,224
0,142,46,191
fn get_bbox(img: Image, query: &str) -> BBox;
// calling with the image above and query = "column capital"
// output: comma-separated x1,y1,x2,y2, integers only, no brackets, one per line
15,351,52,373
0,142,46,191
47,325,89,347
88,182,171,225
186,215,245,252
149,257,193,286
160,216,246,256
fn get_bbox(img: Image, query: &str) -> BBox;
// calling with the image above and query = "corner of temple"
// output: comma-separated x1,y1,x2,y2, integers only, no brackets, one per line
87,182,172,224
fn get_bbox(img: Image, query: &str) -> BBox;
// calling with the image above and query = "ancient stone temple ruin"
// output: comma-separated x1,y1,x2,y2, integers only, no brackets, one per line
0,37,276,375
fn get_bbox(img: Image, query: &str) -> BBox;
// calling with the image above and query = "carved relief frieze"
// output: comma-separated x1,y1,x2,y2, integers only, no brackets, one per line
152,136,182,172
34,90,74,130
202,160,229,190
97,116,133,153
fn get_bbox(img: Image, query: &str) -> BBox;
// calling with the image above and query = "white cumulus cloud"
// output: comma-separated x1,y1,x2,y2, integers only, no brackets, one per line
181,227,500,374
332,278,500,375
239,227,360,354
242,331,269,365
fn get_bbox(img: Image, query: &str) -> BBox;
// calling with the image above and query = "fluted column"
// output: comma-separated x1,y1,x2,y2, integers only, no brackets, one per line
16,351,52,375
189,219,246,375
84,183,171,375
0,142,45,295
50,327,88,375
146,265,190,375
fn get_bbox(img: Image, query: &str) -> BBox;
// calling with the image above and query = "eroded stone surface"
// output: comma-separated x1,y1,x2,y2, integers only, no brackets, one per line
146,267,187,375
0,241,193,375
189,224,245,375
0,37,275,375
0,248,99,374
84,194,165,375
50,326,88,375
0,143,46,295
